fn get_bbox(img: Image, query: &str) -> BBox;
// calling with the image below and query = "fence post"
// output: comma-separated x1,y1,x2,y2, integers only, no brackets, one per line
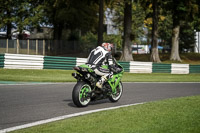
43,40,45,56
27,39,30,54
17,39,19,54
36,39,38,55
6,39,8,53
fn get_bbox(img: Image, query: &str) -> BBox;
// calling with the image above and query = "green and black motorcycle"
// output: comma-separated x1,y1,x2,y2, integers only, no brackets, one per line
72,60,124,107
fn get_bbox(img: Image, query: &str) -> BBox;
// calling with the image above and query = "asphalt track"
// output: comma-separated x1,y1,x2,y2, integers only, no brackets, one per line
0,82,200,130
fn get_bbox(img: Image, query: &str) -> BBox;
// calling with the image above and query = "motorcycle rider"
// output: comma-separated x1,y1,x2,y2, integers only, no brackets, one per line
86,43,120,89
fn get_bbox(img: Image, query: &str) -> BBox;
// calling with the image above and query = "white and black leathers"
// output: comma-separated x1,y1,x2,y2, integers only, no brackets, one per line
87,46,113,77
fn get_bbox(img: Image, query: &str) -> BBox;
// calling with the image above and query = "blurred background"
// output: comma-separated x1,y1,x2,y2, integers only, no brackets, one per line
0,0,200,62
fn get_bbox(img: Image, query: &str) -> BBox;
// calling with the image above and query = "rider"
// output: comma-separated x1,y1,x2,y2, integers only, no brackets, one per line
86,43,120,89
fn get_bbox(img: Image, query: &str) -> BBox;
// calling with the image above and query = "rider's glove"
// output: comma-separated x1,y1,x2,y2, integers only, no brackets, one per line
110,65,121,73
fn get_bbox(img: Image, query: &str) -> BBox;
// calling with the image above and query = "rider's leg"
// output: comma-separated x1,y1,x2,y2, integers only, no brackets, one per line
94,67,112,88
96,74,109,88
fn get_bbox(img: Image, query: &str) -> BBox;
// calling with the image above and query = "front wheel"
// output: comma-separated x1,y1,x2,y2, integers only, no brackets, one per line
72,81,92,107
109,81,123,102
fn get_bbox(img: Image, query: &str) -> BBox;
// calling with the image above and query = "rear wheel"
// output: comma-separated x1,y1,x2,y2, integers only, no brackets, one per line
109,81,123,102
72,81,92,107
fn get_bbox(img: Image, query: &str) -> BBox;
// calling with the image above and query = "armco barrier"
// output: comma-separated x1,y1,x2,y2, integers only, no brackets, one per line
152,63,171,73
44,56,76,70
130,61,152,73
0,54,4,68
118,61,130,72
0,53,200,74
190,65,200,73
76,58,87,66
4,53,44,69
171,63,189,74
75,58,130,72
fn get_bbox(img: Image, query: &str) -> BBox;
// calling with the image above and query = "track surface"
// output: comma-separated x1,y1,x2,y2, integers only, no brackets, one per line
0,82,200,130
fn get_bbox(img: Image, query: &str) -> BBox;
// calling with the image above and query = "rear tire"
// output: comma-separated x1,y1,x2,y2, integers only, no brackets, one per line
109,81,123,102
72,81,92,107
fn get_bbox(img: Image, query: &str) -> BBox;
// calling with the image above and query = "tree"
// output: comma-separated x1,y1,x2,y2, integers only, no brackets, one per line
170,0,198,61
0,0,45,39
120,0,133,61
97,0,116,46
113,0,146,46
0,0,15,39
170,0,182,61
150,0,161,62
98,0,104,45
179,21,196,52
44,0,99,40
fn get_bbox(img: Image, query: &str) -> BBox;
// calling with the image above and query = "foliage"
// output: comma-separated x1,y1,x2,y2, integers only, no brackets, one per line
80,32,97,52
0,0,200,59
79,32,122,52
179,22,196,52
113,1,146,43
103,33,122,50
43,0,99,39
0,0,45,34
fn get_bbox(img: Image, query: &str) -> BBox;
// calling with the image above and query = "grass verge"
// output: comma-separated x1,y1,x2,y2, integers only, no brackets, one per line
0,69,200,82
11,95,200,133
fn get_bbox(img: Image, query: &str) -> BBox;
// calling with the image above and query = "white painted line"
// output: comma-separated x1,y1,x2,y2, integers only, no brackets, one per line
0,102,145,133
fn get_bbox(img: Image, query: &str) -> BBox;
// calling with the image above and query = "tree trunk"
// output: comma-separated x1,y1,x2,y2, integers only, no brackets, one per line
6,10,12,39
170,24,181,61
150,0,161,63
97,0,104,46
170,0,182,62
120,0,133,61
53,23,63,40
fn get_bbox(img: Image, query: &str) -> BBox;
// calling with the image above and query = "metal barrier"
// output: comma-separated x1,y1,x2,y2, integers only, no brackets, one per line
0,54,4,68
0,53,200,74
118,61,130,72
190,65,200,73
44,56,76,70
4,53,44,69
171,63,189,74
130,61,152,73
152,63,171,73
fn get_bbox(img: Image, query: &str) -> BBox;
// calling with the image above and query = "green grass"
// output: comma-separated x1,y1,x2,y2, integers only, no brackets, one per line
123,73,200,82
0,69,200,82
11,95,200,133
0,69,75,82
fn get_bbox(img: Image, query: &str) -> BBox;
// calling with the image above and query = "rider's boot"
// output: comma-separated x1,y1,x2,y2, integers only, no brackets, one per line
96,75,107,89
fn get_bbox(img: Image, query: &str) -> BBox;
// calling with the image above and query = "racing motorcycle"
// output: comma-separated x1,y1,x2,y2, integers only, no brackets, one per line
72,60,124,107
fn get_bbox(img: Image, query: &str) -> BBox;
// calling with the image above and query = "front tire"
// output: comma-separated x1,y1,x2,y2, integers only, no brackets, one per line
72,81,92,107
109,81,123,102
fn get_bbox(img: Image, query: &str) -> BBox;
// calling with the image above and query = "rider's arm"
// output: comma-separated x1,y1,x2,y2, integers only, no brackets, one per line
107,53,122,73
107,53,114,66
106,53,117,73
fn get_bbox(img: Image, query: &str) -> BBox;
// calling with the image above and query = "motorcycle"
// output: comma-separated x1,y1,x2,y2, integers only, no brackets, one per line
72,60,124,107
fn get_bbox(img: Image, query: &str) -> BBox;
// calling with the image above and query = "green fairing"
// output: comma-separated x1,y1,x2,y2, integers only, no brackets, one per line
79,64,90,68
79,64,94,72
80,62,124,94
101,65,109,69
107,62,124,94
108,72,123,94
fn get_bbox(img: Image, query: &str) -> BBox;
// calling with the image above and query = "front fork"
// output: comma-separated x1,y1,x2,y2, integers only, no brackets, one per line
108,74,122,94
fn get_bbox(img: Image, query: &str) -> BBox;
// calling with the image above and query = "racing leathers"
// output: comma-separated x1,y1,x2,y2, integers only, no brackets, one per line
86,46,116,88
